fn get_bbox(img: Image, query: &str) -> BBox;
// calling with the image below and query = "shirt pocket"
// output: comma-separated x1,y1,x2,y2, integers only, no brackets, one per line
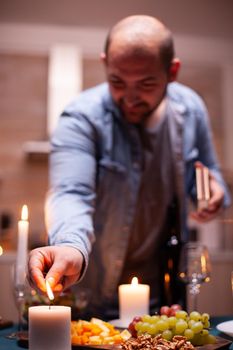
184,148,199,163
98,158,126,174
96,157,127,191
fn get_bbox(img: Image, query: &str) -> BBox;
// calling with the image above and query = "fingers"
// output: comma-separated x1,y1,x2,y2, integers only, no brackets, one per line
45,248,82,290
194,162,224,220
190,210,219,223
28,246,84,294
27,247,64,293
28,248,47,292
208,179,224,208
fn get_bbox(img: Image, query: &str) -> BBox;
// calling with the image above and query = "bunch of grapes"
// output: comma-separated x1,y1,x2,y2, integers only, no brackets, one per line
128,310,216,346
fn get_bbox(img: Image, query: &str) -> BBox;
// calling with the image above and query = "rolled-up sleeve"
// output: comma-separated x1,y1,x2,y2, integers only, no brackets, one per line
45,113,97,275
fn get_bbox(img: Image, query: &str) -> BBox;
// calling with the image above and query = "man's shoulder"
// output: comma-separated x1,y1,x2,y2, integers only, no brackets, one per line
168,82,206,112
62,83,111,119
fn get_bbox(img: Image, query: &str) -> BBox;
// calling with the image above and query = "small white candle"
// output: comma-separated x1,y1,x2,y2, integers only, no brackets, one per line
119,277,150,324
29,305,71,350
16,205,29,286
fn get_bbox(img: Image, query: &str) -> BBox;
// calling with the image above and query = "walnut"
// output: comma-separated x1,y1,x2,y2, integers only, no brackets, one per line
121,334,195,350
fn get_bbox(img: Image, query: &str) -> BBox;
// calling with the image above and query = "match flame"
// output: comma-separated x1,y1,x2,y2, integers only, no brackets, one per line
21,205,28,221
46,280,54,301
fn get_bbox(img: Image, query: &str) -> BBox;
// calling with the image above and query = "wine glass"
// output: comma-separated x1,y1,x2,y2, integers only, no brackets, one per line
7,263,28,339
178,242,211,312
14,276,26,334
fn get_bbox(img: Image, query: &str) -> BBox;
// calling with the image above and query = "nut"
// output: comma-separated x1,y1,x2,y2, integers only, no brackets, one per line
121,334,194,350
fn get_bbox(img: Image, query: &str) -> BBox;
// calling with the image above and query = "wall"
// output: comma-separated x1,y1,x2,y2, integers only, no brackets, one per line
0,53,48,249
0,23,232,252
0,23,232,318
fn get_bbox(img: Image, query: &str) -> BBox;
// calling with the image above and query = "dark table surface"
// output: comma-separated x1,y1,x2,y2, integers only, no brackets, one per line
0,315,232,350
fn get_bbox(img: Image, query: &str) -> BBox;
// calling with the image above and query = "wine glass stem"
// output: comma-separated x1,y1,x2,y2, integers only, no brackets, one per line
17,297,24,332
189,283,200,311
192,292,198,311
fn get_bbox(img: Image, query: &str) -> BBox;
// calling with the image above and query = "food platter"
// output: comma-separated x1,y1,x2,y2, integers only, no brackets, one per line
17,333,231,350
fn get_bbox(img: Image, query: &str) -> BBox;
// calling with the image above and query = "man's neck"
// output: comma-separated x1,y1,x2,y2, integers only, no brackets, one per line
144,98,167,130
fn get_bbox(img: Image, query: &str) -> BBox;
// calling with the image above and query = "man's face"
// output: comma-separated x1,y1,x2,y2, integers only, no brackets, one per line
104,51,170,124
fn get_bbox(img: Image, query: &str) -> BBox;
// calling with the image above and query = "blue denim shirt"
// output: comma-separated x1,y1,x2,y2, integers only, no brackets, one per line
46,82,230,305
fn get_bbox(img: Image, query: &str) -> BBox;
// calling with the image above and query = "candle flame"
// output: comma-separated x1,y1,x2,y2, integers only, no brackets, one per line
164,272,170,283
46,280,54,301
201,254,207,274
21,205,28,221
131,276,138,285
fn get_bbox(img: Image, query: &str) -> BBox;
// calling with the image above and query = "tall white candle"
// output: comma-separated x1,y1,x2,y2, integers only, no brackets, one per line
119,277,150,325
29,305,71,350
15,205,29,286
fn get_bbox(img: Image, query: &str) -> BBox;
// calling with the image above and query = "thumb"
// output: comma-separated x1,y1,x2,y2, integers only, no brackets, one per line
46,260,66,291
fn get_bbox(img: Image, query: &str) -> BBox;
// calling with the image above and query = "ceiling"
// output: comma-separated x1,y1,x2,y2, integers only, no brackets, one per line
1,0,233,40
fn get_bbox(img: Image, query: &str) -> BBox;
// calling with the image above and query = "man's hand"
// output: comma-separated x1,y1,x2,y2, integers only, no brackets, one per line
190,163,224,223
28,246,84,293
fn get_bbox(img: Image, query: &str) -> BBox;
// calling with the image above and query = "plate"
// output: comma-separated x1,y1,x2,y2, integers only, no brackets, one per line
17,333,231,350
109,319,129,329
17,332,121,349
216,320,233,337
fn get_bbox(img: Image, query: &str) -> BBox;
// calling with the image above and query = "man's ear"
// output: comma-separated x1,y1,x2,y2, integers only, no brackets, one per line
168,58,181,82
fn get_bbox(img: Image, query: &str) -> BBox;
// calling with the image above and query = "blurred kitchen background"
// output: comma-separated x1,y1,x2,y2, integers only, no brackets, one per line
0,0,232,320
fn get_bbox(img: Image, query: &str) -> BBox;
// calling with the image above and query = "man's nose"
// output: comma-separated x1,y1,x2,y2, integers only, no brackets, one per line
123,89,139,106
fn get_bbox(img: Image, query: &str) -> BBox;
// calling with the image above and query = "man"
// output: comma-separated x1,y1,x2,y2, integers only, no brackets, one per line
28,15,230,318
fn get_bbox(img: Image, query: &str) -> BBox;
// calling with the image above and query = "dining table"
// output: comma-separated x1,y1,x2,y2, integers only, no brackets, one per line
0,315,232,349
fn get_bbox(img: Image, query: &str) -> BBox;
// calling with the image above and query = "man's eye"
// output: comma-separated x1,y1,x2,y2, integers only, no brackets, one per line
109,80,125,88
140,82,157,90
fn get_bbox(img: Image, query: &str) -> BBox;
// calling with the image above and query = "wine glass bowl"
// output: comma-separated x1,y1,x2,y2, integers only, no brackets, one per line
178,242,211,311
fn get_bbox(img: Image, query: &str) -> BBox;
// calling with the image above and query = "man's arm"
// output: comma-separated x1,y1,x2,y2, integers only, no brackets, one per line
28,113,97,292
188,95,231,222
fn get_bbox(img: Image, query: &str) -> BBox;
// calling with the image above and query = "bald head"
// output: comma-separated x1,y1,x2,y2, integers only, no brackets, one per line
104,15,174,72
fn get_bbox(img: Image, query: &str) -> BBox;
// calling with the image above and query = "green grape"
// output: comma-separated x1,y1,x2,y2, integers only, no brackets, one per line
157,319,169,331
206,334,216,344
142,315,152,323
150,315,160,323
140,322,150,333
168,316,176,328
184,328,194,340
189,311,201,321
191,321,204,334
188,319,195,328
201,312,210,323
147,323,158,335
175,310,188,320
135,321,143,331
161,315,168,321
191,334,203,346
200,329,209,336
175,319,188,334
203,319,210,328
162,329,173,341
